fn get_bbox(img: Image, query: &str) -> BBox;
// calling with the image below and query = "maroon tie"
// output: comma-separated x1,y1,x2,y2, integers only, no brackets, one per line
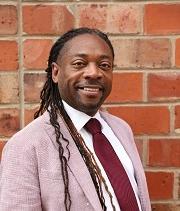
84,118,139,211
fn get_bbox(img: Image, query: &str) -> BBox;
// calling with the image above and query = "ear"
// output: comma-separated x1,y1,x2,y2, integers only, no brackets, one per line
51,62,59,83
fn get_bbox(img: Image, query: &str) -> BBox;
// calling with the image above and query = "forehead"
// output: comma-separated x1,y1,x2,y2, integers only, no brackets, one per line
58,33,113,59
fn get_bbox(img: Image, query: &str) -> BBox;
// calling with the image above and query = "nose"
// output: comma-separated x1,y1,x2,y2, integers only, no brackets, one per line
83,63,102,80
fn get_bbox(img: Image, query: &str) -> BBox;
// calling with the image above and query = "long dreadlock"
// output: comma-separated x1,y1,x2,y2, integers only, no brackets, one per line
34,27,115,211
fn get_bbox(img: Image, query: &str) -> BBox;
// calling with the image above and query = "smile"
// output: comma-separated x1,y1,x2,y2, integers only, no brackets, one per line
83,87,100,92
77,86,103,96
77,85,103,91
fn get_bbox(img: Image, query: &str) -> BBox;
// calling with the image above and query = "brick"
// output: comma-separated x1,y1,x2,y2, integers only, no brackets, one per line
0,5,17,35
112,39,171,68
78,4,141,34
175,38,180,67
152,204,180,211
23,39,53,70
23,5,74,35
78,4,106,30
0,74,19,103
107,5,141,34
0,41,18,71
0,109,20,137
0,141,6,160
24,73,46,102
107,106,170,135
24,106,39,126
144,4,180,35
148,139,180,167
175,106,180,130
148,73,180,100
146,171,174,200
106,72,143,103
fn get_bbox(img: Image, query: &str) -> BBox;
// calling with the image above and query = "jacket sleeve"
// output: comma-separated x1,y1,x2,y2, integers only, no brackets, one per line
0,140,42,211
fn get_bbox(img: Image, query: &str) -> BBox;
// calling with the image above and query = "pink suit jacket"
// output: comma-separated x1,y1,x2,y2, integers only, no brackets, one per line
0,111,151,211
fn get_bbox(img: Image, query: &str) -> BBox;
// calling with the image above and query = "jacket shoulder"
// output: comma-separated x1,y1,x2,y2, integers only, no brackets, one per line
5,112,51,150
100,111,133,133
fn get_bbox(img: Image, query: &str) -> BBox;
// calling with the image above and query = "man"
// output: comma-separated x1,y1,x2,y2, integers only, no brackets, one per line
0,28,151,211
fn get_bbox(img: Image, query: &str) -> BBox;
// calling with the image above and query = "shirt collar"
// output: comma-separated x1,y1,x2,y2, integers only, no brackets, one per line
62,100,101,132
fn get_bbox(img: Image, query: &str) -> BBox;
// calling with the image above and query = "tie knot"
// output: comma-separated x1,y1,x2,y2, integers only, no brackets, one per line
84,118,102,135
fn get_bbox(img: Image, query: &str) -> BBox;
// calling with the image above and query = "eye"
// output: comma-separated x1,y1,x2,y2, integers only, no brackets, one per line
72,60,86,69
99,62,112,71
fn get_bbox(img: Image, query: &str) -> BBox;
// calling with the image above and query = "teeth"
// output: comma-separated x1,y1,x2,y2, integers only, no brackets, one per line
83,87,99,92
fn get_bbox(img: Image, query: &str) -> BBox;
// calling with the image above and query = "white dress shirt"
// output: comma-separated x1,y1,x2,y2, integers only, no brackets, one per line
63,101,142,211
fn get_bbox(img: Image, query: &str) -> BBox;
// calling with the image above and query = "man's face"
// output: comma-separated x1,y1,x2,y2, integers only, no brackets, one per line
52,34,113,116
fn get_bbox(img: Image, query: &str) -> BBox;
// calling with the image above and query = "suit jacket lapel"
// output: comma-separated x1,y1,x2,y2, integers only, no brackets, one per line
101,112,150,211
57,114,103,211
100,112,139,163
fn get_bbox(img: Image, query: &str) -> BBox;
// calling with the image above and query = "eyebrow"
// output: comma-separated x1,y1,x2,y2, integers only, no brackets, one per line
72,53,112,60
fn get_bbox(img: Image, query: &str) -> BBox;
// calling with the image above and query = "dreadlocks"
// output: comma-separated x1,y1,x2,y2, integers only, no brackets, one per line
34,27,115,211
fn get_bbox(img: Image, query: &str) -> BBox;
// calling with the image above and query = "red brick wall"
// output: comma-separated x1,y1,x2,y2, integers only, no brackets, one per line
0,1,180,210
